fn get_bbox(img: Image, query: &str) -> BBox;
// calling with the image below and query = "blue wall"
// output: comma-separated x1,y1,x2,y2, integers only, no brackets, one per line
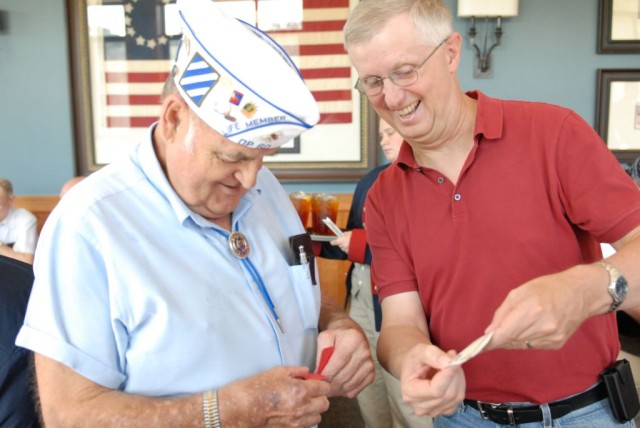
0,0,75,195
0,0,637,195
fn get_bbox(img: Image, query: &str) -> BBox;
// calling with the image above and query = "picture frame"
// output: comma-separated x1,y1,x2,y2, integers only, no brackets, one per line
595,69,640,165
66,0,378,182
597,0,640,53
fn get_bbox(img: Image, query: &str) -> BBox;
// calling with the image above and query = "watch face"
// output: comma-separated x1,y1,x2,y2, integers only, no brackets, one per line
615,277,628,301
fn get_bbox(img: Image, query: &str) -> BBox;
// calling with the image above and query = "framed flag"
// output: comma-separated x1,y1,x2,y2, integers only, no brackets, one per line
67,0,377,181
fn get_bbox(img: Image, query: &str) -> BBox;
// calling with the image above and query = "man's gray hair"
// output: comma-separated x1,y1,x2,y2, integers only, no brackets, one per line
160,75,200,153
162,75,178,101
344,0,452,50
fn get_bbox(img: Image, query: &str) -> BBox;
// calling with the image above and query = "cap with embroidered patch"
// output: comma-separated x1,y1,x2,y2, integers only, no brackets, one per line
173,0,319,149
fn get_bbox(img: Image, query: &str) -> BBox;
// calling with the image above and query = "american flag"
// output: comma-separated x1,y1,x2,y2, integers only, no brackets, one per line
101,0,353,130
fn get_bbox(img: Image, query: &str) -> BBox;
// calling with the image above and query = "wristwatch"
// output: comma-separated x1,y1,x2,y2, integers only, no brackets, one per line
597,261,628,312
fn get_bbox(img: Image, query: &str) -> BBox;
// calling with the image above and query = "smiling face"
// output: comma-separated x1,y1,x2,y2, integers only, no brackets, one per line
349,13,463,149
156,95,278,228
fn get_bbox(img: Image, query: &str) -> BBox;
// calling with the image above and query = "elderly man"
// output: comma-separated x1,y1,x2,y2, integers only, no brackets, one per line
16,1,373,426
0,178,37,264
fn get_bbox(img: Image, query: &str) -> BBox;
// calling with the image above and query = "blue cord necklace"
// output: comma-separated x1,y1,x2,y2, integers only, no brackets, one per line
212,226,285,333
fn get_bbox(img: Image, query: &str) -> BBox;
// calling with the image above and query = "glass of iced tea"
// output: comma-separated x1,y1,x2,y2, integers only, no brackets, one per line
311,193,339,235
289,191,312,229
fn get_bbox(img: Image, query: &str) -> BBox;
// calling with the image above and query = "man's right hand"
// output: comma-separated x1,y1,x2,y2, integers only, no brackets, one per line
219,366,331,427
399,343,466,417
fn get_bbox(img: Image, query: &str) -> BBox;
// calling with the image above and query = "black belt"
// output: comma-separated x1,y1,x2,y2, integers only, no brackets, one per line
464,381,607,425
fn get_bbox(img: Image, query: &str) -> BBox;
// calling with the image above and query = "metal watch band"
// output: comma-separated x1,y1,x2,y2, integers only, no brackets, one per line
596,260,627,312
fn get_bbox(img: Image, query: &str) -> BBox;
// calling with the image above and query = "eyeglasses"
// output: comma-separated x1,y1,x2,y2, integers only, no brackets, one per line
355,37,450,96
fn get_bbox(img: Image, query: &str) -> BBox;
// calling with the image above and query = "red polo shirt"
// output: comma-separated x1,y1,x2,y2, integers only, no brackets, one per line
366,91,640,403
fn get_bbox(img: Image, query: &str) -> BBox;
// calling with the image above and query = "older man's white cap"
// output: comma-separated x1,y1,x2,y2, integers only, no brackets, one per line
173,0,319,149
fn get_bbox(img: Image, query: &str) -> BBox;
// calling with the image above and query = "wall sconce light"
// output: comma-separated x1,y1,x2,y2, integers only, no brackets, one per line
457,0,518,78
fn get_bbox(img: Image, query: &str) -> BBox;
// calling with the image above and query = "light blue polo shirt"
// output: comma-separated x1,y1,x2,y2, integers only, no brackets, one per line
16,126,320,396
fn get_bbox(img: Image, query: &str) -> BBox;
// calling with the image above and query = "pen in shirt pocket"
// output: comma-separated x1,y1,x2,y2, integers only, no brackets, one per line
288,232,317,285
298,245,308,265
297,244,313,282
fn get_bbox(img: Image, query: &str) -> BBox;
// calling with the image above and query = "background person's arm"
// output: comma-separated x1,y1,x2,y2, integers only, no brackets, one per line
0,245,34,264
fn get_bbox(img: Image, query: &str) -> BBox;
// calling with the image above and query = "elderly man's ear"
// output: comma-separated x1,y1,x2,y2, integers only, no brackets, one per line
158,94,190,142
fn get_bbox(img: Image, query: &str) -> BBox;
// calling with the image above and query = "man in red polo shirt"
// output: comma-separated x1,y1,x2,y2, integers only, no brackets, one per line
344,0,640,426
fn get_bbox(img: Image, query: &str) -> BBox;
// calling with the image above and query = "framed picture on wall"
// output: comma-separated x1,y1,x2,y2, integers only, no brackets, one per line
67,0,377,182
597,0,640,53
595,69,640,164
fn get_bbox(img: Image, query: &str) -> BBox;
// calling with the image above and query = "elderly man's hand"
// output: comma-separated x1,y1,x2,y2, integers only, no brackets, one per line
221,366,331,427
316,323,375,398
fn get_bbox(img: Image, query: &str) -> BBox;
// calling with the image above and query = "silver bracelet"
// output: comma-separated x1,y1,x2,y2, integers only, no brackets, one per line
202,391,212,428
212,390,221,428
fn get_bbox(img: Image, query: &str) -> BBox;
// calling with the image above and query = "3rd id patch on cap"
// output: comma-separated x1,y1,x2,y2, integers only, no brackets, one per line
173,0,320,149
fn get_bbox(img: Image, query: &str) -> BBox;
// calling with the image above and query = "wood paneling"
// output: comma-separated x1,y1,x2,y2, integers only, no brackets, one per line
317,193,353,308
318,257,351,308
13,196,60,235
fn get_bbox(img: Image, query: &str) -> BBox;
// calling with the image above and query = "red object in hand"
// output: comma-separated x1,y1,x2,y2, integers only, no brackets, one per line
304,346,335,380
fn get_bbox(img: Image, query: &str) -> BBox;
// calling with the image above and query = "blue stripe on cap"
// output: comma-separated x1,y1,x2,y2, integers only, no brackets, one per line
183,66,216,78
179,53,220,106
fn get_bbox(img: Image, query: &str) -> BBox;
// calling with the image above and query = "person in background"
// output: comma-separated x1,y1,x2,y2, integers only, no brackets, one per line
0,178,37,264
344,0,640,426
16,1,374,426
59,176,86,198
322,118,430,427
0,255,40,427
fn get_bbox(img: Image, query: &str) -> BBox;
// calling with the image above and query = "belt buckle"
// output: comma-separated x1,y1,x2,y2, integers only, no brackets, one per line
501,405,517,425
476,401,517,425
475,401,491,420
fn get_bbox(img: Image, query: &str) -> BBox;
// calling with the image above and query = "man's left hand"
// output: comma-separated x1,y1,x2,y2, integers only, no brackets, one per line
316,325,374,398
485,268,594,350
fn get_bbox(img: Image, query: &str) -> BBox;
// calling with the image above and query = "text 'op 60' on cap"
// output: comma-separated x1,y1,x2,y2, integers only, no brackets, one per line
173,0,320,149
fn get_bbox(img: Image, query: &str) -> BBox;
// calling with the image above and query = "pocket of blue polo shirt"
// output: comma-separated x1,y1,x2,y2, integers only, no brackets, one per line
288,264,320,330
